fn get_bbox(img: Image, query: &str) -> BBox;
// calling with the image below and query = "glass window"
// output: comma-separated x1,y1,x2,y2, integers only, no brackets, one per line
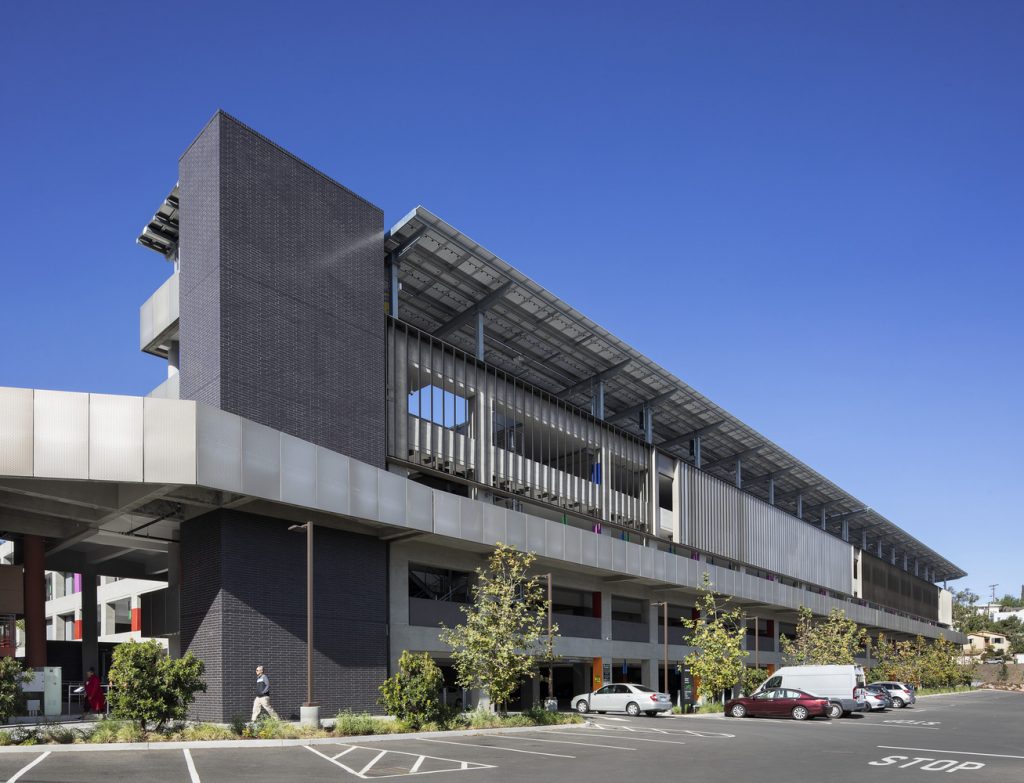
594,686,613,695
632,686,654,692
764,676,783,689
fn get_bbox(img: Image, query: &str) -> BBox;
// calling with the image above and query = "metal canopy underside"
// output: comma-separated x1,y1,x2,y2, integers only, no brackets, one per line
137,185,179,258
385,206,966,583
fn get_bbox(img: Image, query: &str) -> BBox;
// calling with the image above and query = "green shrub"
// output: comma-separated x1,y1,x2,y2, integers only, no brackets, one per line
229,715,247,736
40,722,77,744
0,657,32,724
379,651,447,730
177,723,237,742
107,640,206,731
696,702,724,714
334,710,387,736
0,730,11,746
87,719,145,744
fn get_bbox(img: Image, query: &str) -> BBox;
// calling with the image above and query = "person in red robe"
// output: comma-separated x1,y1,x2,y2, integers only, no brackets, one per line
82,668,106,718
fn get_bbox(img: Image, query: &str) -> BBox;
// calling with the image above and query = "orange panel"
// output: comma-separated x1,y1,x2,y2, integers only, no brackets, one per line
131,607,142,632
592,657,603,690
73,620,82,640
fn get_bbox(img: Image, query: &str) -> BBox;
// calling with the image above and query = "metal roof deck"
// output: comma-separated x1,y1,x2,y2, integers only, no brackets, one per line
385,206,966,583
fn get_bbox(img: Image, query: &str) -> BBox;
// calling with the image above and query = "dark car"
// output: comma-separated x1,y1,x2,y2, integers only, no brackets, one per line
725,688,830,721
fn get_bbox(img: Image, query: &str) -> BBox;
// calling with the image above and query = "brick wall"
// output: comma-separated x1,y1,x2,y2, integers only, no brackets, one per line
181,509,388,722
178,111,387,467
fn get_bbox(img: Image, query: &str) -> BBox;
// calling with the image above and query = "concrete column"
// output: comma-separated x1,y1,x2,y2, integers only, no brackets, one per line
841,519,849,542
735,458,742,489
914,559,919,577
693,437,701,470
22,535,46,668
891,546,897,565
796,494,803,518
642,658,658,690
902,553,909,571
80,568,98,677
166,544,181,657
600,592,612,642
642,405,653,445
877,540,883,558
768,474,775,506
820,507,826,531
167,340,180,378
862,531,868,550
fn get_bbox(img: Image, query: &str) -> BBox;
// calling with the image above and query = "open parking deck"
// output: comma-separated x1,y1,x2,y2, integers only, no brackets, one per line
2,691,1020,783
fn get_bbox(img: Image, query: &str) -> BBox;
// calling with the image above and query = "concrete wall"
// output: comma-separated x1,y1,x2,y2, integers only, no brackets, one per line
179,111,386,467
180,509,388,722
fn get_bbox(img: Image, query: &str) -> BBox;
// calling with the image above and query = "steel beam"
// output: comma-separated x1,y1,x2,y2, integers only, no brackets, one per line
558,359,632,399
605,391,676,425
655,420,724,451
432,281,515,339
699,446,762,473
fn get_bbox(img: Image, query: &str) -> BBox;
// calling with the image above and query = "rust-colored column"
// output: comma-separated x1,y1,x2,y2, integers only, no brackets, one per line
22,535,46,668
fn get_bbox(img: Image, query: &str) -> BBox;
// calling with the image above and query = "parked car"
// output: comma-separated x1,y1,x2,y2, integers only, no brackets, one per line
726,688,830,721
756,665,867,717
862,685,892,711
869,681,916,708
573,683,673,716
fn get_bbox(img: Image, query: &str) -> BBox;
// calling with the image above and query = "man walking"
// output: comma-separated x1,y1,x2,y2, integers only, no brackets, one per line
251,665,279,722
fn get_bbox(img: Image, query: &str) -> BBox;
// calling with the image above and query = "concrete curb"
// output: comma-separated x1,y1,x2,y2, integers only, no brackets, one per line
0,720,589,754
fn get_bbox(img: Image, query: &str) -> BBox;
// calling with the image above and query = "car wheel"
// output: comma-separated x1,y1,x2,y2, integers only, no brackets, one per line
892,697,905,708
626,702,641,717
827,703,843,719
730,704,747,718
575,700,589,714
791,705,809,721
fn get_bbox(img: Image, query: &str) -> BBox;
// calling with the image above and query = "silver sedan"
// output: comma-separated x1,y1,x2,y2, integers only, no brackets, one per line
573,683,673,716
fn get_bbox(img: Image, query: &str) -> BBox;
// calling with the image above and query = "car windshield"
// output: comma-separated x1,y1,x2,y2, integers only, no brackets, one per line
632,686,654,693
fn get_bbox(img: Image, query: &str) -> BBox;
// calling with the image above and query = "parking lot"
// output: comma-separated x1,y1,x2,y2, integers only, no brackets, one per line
0,690,1020,782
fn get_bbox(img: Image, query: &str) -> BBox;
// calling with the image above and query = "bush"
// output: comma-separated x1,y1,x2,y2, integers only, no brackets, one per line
87,719,145,744
378,651,447,730
107,640,206,731
334,710,389,736
0,657,31,724
229,715,247,736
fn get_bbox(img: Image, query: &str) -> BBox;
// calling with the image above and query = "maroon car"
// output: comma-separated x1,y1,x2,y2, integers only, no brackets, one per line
725,688,830,720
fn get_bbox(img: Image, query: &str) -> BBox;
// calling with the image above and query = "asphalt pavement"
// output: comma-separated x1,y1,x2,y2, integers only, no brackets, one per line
1,689,1020,782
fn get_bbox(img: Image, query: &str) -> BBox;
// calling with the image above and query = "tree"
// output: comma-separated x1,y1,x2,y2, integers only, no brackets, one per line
439,543,557,713
779,607,867,666
952,589,985,635
107,640,206,731
740,666,771,696
0,657,31,724
681,572,747,704
379,651,446,729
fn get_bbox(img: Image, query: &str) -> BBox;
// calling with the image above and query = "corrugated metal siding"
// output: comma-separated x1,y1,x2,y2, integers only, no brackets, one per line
677,462,852,593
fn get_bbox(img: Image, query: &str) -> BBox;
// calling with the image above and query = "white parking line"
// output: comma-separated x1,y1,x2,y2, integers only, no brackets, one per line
548,730,688,746
415,737,575,758
183,749,201,783
6,752,51,783
496,735,637,750
358,750,388,776
305,744,495,778
879,745,1024,761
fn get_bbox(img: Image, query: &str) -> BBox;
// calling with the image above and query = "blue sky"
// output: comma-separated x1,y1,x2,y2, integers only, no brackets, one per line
1,1,1021,600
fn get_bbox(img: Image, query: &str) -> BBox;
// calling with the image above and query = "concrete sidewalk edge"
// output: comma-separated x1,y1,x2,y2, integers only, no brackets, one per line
0,720,592,754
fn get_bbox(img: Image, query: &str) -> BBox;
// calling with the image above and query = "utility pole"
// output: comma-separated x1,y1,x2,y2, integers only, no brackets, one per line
989,584,999,604
654,602,669,696
289,522,317,726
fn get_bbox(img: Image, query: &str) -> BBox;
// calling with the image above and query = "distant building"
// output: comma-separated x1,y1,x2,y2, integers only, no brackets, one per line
963,631,1011,658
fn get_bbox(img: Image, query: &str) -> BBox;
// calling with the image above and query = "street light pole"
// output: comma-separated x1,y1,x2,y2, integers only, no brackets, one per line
289,522,316,715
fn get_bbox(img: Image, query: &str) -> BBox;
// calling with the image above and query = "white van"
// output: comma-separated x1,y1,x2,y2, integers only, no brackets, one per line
757,665,867,718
